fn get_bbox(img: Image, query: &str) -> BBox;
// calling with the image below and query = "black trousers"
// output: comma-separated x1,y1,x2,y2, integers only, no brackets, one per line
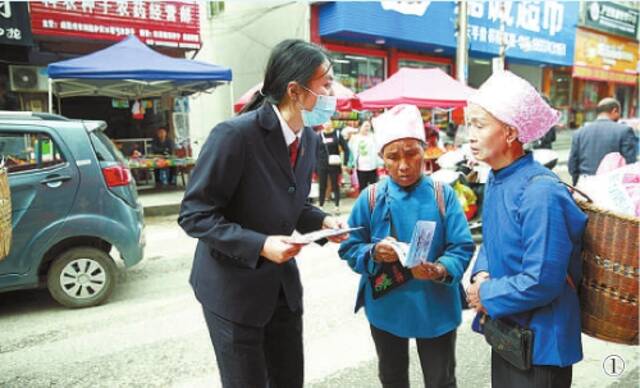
370,325,457,388
357,169,378,190
491,351,572,388
202,289,303,388
318,168,340,207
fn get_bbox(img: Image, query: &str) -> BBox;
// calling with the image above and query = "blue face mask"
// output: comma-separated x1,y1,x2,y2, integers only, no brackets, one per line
300,86,337,127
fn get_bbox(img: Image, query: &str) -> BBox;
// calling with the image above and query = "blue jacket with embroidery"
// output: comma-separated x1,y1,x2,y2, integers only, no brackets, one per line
339,176,474,338
472,153,587,367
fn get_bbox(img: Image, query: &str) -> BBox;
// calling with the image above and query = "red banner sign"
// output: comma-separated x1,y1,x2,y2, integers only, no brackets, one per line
29,0,200,49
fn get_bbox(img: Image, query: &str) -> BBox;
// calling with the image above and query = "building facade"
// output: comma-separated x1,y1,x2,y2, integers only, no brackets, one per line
189,1,308,150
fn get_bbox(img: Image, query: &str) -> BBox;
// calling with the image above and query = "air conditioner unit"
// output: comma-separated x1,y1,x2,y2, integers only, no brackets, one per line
9,65,49,93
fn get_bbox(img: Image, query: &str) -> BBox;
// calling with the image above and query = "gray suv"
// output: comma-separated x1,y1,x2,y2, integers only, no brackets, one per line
0,112,145,308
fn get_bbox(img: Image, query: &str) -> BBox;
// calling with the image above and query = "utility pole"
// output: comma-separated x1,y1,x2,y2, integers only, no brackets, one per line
493,1,507,72
456,0,468,84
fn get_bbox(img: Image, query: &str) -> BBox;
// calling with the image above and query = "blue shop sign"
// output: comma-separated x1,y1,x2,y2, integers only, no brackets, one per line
318,1,578,66
319,2,457,52
466,0,578,65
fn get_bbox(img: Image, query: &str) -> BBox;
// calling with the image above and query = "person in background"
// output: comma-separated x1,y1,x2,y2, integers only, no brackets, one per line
349,119,379,190
533,96,557,150
317,120,350,214
424,123,445,173
568,97,638,185
465,71,587,388
178,39,347,388
340,104,474,388
0,75,19,111
151,127,176,186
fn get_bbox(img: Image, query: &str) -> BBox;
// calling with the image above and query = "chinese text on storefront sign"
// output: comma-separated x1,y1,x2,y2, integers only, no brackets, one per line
0,1,33,46
29,0,200,49
466,0,576,65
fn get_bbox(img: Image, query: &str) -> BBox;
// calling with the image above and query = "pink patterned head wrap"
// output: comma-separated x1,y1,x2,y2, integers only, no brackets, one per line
468,70,560,144
373,104,426,153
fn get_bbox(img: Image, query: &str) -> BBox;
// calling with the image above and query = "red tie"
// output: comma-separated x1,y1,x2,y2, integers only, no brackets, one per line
289,137,299,168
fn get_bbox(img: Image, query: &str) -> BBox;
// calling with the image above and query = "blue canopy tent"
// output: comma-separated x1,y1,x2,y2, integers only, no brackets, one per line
46,35,232,112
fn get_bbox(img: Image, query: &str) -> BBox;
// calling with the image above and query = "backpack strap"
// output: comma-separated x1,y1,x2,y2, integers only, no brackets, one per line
434,181,446,220
368,182,377,213
527,173,578,292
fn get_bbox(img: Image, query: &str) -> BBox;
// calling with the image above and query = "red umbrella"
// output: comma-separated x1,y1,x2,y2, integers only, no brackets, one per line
357,67,474,109
234,81,361,113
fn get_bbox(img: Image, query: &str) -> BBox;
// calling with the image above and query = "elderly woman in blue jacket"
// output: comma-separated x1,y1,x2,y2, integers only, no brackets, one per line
464,71,587,388
339,104,474,388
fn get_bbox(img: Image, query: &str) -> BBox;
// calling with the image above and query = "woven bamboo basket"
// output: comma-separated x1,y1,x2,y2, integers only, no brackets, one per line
574,194,639,345
0,160,11,261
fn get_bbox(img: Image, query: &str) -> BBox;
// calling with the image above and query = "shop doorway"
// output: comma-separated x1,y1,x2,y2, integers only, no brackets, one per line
616,85,633,118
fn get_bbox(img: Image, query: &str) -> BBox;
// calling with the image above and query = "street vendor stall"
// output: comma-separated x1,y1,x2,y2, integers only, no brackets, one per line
47,35,231,102
356,67,473,171
356,67,473,110
46,35,232,189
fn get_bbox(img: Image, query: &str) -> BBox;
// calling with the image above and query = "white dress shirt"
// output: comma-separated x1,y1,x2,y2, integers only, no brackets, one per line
271,104,302,147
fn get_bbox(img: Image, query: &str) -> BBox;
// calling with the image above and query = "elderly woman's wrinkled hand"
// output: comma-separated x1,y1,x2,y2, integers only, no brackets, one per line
411,262,447,281
466,273,489,313
373,237,399,263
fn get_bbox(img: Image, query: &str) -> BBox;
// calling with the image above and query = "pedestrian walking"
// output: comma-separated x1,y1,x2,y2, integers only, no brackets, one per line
317,120,350,214
339,104,474,388
464,71,587,388
568,97,638,185
349,119,380,190
178,39,348,388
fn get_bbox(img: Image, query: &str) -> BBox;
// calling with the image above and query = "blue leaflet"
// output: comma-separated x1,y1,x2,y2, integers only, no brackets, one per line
404,221,437,268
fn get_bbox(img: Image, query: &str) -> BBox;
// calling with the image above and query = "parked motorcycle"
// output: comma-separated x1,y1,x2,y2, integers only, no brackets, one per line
432,146,558,237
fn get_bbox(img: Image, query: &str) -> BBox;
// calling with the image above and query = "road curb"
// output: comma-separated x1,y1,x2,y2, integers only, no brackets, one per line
143,203,181,218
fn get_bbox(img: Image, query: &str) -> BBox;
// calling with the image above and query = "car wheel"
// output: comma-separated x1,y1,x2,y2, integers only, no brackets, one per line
47,247,117,308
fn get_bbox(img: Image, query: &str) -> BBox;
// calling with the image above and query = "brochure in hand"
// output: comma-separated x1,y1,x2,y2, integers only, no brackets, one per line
287,226,363,245
397,221,437,268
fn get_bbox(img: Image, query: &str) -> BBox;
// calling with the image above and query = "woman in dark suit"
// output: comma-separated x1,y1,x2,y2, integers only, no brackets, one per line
178,40,348,388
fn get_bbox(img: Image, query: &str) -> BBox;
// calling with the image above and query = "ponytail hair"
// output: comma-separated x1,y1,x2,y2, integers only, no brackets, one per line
239,39,331,114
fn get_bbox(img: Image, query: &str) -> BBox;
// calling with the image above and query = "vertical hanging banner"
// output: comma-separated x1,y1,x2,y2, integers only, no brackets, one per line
29,0,201,49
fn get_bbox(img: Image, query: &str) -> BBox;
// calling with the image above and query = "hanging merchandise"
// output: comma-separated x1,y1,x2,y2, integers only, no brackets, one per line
131,99,145,120
453,181,478,220
174,97,190,113
111,98,130,109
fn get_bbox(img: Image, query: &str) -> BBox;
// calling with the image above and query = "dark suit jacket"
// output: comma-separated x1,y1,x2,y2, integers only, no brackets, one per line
568,118,638,184
178,103,326,326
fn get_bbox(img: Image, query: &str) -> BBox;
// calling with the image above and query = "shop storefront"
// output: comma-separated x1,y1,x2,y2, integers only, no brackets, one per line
570,2,639,127
466,0,578,93
313,1,578,130
313,2,455,82
0,1,33,110
22,1,203,188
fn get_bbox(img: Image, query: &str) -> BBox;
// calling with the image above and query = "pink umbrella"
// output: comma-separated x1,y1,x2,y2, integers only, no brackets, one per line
234,81,361,113
357,68,474,109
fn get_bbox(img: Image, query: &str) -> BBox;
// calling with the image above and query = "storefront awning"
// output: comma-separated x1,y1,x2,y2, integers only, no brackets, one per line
47,35,232,99
233,81,361,113
357,68,474,109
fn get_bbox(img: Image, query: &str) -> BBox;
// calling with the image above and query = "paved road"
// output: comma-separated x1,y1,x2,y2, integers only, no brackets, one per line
0,209,637,387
